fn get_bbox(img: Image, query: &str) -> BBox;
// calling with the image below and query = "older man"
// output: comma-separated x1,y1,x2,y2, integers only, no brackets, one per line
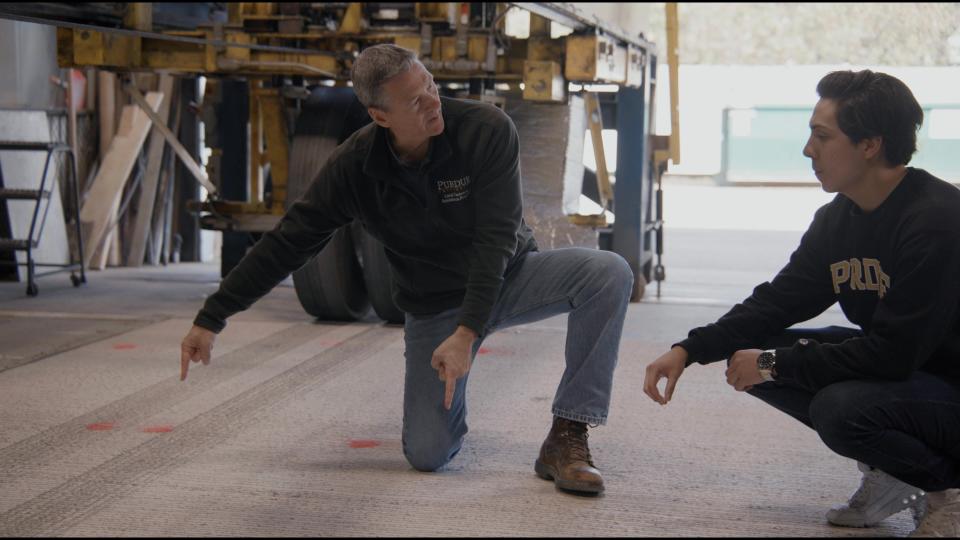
179,44,633,494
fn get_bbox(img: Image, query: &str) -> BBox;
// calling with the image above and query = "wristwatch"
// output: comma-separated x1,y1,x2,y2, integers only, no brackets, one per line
757,349,777,382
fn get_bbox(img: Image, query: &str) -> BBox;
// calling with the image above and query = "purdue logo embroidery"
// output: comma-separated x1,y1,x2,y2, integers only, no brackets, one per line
830,258,890,298
436,176,471,203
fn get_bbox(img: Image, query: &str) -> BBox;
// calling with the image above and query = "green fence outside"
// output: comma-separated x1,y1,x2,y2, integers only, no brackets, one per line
721,105,960,183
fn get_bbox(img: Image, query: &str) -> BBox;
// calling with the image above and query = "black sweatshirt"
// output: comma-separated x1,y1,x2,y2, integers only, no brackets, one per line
194,97,538,335
678,168,960,392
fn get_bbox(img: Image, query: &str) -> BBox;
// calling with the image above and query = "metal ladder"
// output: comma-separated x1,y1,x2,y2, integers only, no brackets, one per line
0,141,86,296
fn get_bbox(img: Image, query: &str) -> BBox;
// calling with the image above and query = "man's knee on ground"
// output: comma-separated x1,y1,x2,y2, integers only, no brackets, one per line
402,423,463,472
403,439,460,472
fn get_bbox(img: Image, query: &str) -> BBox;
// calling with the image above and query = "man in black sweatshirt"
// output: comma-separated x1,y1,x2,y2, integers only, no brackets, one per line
643,70,960,535
179,44,634,494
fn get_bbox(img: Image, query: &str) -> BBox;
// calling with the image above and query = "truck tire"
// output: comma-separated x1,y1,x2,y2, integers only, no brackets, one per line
291,223,370,320
287,128,369,320
358,231,405,324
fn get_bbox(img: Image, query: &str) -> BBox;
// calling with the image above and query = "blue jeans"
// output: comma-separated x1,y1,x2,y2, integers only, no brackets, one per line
746,327,960,492
401,248,634,472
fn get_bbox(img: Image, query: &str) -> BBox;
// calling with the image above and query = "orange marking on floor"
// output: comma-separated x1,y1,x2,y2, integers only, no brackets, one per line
349,439,380,448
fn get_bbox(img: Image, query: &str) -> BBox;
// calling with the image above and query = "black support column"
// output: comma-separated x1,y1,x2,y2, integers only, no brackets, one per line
173,76,201,262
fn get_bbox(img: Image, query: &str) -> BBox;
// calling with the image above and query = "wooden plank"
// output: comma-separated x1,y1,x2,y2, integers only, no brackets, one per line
584,91,613,207
159,116,178,265
107,219,121,266
93,70,117,266
148,84,182,266
79,91,162,270
125,74,175,266
125,83,216,195
96,71,116,163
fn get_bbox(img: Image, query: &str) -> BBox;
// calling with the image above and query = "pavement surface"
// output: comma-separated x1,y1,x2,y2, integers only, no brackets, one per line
0,184,919,536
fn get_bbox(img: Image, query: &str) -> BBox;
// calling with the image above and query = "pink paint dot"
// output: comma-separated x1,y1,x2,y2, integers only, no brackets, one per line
142,425,174,433
86,422,114,431
478,347,492,355
113,343,137,350
349,439,380,449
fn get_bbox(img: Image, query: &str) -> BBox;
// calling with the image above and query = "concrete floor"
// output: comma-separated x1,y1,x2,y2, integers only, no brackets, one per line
0,220,918,537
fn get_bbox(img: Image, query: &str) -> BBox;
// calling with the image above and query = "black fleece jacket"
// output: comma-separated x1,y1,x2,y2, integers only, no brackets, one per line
678,168,960,392
194,97,538,335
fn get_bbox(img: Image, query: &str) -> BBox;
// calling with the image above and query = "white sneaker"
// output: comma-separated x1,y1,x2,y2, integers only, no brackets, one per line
826,461,927,528
911,489,960,537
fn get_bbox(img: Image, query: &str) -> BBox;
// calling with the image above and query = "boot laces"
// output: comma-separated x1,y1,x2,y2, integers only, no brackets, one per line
555,421,594,466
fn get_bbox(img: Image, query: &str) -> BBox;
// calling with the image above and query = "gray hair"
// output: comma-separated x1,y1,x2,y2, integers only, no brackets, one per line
351,44,420,110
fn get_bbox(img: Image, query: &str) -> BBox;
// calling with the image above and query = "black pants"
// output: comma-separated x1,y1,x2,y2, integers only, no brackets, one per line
745,326,960,492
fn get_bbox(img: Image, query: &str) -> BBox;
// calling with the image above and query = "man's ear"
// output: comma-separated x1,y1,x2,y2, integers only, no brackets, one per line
368,106,389,128
860,135,884,162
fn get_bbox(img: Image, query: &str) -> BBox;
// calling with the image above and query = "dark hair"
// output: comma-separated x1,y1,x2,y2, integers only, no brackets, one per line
816,70,923,166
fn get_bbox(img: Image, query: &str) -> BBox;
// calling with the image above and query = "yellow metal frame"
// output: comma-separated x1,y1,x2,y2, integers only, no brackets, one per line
665,2,681,166
57,3,651,88
583,92,613,207
241,82,289,215
53,2,670,226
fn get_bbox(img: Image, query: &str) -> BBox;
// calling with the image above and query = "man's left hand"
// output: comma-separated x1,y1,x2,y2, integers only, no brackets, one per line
431,325,478,410
725,349,764,392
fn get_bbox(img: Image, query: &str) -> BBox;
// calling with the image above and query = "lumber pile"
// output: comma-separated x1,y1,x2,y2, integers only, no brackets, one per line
79,71,187,270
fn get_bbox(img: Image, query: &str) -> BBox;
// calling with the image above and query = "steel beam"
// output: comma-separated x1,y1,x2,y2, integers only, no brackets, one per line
612,81,652,301
512,2,655,52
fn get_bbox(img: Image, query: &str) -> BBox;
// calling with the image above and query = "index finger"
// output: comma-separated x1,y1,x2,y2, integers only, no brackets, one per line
443,374,456,410
180,347,191,381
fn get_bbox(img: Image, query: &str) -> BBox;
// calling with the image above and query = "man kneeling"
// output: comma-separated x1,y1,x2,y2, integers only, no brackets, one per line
180,44,634,494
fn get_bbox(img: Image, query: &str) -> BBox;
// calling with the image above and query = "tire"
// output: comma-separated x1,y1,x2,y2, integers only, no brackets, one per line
286,99,369,320
291,223,370,320
358,231,405,324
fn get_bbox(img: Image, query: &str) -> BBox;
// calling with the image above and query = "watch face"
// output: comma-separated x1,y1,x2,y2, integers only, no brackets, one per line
758,351,775,370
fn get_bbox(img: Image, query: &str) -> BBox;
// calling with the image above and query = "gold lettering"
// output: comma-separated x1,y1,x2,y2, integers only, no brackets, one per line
878,270,891,299
830,261,850,294
862,258,880,292
830,257,890,298
849,258,865,290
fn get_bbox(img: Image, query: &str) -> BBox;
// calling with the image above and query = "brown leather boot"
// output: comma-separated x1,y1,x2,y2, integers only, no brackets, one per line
534,416,604,494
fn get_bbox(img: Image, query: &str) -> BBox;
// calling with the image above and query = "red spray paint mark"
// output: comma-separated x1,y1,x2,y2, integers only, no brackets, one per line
113,343,137,350
349,439,381,449
86,422,114,431
478,347,492,355
143,425,174,433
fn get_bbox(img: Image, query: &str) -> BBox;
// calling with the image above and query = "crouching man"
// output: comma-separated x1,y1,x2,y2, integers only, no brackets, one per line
644,70,960,536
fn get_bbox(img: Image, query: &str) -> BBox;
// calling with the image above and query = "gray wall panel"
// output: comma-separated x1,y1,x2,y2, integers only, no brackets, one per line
0,20,57,109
